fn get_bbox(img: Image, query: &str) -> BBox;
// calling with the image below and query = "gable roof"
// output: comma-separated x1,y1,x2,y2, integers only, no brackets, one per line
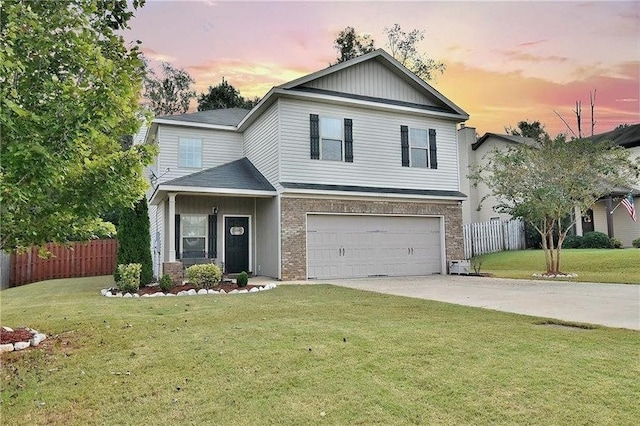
156,108,250,127
472,133,534,150
149,158,276,204
587,124,640,148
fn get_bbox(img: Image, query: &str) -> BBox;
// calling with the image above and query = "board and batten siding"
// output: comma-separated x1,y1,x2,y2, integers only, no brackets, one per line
243,101,280,187
279,98,460,192
301,59,437,106
156,125,243,183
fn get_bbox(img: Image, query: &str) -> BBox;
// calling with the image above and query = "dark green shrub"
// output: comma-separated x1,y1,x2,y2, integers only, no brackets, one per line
581,231,612,249
562,235,583,249
610,238,623,249
186,263,222,289
237,271,249,287
633,238,640,248
116,263,141,293
159,274,174,292
114,198,153,285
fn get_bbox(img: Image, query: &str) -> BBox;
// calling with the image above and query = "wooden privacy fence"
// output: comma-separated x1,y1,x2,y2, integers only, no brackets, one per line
463,219,525,258
10,239,118,287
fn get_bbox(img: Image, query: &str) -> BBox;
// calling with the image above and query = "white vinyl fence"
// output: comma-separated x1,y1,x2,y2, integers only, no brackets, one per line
463,219,526,258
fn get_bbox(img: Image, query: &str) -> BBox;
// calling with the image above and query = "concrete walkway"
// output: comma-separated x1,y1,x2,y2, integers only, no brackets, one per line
282,275,640,330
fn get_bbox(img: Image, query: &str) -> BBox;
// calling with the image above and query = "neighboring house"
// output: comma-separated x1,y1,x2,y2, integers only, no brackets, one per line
144,49,469,281
458,124,640,247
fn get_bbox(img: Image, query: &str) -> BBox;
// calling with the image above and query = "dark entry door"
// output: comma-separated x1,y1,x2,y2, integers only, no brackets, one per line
582,209,594,233
225,217,249,274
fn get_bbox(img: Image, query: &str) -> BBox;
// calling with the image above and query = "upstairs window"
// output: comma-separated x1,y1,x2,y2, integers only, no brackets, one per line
310,115,353,162
401,126,437,169
178,138,202,168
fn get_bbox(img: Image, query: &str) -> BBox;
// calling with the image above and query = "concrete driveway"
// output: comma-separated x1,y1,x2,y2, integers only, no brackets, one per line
302,275,640,330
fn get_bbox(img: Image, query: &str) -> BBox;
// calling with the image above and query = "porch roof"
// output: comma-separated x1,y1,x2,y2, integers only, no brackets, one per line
149,158,277,204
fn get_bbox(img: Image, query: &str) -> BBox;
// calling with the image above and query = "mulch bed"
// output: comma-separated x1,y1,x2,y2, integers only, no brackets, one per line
111,282,261,296
0,328,34,345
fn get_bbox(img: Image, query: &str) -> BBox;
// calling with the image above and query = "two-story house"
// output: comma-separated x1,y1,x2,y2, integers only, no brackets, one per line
145,49,469,281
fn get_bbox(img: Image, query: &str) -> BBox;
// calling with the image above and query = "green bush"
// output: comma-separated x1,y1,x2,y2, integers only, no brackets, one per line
185,263,222,289
116,263,141,293
610,238,623,249
159,274,174,292
237,271,249,287
562,235,583,249
633,238,640,248
581,231,612,249
114,198,153,285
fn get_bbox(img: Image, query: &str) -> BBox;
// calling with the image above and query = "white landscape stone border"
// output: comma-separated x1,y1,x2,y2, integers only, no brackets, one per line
0,326,47,353
101,283,277,298
532,273,578,278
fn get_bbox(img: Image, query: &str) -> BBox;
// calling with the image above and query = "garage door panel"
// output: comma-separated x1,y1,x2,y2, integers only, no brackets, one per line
307,215,442,279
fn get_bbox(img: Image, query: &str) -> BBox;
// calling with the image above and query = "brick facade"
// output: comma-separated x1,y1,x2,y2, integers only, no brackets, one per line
162,262,184,285
280,197,464,280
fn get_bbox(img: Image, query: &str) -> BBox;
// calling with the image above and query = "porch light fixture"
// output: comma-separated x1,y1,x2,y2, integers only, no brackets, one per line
212,207,218,214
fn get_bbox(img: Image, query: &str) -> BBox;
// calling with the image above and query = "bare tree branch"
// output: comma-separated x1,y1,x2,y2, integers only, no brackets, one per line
553,109,578,138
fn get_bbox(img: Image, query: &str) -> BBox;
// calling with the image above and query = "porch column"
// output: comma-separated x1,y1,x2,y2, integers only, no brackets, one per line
168,192,177,262
574,206,583,236
605,197,614,238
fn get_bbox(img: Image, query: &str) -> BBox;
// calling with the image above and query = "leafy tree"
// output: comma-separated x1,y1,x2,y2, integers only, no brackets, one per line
143,60,196,115
197,78,258,111
384,24,446,81
334,26,376,64
470,135,638,275
0,0,156,252
505,121,548,140
115,197,153,285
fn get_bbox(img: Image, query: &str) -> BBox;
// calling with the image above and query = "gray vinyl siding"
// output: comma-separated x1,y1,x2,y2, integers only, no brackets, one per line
592,201,640,248
255,197,279,278
279,98,460,192
243,101,280,188
301,59,437,106
157,125,243,183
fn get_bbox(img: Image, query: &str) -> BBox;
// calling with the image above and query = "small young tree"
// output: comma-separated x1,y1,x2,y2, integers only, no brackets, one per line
115,198,153,285
470,135,638,275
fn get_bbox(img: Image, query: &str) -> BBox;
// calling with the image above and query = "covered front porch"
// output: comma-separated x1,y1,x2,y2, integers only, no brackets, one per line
148,158,279,280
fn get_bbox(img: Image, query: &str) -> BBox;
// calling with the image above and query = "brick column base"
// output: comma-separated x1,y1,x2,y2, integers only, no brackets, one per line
162,262,184,285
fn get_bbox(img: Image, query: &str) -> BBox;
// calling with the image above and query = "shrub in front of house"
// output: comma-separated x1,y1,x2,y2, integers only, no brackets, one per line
562,235,583,249
580,231,612,249
237,271,249,287
185,263,222,289
116,263,141,293
609,238,623,249
159,273,174,292
633,238,640,248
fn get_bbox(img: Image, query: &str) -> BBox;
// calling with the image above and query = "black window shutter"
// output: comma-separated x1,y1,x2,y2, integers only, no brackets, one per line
175,214,181,259
344,118,353,162
429,128,437,169
400,125,409,167
208,214,217,258
310,114,320,160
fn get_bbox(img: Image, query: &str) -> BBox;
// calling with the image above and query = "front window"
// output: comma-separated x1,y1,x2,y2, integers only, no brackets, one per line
410,128,428,168
181,215,207,258
178,138,202,168
320,117,343,161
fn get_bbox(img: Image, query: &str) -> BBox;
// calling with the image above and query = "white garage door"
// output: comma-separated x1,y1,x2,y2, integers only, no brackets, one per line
307,215,442,279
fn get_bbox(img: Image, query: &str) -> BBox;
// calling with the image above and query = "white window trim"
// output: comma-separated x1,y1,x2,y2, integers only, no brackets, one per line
180,214,208,257
409,127,429,168
178,138,203,169
320,116,344,162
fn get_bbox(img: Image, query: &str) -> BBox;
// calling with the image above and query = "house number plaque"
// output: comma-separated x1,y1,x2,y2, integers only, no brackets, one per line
230,226,245,236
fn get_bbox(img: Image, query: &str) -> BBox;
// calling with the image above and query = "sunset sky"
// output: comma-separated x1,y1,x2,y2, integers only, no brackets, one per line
125,0,639,136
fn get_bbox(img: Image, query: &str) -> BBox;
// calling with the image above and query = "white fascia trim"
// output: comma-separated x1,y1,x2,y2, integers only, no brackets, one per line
160,185,277,197
153,119,239,132
281,188,465,202
277,88,469,121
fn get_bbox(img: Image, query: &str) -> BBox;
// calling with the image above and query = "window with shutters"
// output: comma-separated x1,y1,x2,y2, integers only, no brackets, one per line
310,115,353,162
181,215,207,258
401,126,437,169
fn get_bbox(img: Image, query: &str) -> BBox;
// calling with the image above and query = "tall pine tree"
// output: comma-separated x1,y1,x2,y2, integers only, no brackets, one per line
115,197,153,285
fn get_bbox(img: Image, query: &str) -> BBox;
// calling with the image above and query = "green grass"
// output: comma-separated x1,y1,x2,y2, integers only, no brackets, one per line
478,249,640,284
1,277,639,425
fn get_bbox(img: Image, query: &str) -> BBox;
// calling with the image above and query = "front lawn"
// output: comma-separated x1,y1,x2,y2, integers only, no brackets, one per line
1,277,638,425
478,249,640,284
